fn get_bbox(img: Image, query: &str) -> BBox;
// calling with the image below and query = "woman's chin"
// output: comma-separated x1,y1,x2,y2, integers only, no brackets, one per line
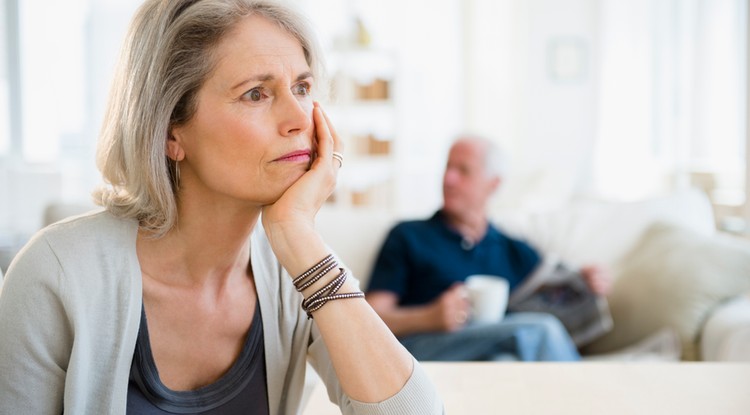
267,170,307,201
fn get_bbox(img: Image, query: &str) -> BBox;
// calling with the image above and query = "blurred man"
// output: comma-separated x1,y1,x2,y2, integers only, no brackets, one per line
365,135,610,361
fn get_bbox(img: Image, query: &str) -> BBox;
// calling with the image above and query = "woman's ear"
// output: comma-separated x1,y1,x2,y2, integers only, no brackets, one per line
166,129,185,162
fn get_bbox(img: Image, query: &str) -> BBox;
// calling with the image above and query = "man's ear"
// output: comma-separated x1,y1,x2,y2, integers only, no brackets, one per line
489,175,501,194
166,128,185,162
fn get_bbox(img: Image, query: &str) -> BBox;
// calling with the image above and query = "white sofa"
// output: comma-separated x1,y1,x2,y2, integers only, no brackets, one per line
3,189,748,361
316,188,750,361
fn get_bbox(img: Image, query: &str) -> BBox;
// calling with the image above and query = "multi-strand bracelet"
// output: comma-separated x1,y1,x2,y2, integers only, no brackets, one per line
294,254,365,318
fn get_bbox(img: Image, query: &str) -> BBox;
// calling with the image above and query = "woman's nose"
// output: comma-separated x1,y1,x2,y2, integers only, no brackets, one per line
276,93,312,137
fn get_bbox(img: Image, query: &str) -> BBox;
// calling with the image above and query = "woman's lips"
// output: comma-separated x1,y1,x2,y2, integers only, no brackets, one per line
274,149,311,163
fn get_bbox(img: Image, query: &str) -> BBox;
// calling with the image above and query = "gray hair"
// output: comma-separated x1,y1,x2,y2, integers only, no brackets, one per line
94,0,324,237
453,134,508,178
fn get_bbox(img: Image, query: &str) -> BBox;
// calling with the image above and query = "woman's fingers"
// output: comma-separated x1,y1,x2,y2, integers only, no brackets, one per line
319,104,342,152
312,102,342,170
313,102,331,154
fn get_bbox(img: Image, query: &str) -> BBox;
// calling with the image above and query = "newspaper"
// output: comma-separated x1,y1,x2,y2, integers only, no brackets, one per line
508,255,614,347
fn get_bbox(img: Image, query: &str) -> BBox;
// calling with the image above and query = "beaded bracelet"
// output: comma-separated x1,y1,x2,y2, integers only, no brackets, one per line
304,292,366,318
296,260,339,292
302,268,365,318
302,267,348,309
293,254,335,290
295,255,365,319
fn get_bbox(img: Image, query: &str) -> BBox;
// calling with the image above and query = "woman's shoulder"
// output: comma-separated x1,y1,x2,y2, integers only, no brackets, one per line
14,209,139,274
4,209,141,303
40,208,135,244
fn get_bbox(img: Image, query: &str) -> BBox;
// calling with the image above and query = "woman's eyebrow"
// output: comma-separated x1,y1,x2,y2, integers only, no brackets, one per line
231,74,273,91
231,71,313,91
296,71,313,81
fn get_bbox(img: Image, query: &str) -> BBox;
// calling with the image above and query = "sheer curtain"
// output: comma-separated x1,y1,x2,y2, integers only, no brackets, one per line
594,0,747,202
0,0,12,155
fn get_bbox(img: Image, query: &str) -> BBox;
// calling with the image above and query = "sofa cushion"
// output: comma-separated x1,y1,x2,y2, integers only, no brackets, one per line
493,188,716,271
582,222,750,360
316,207,396,287
700,294,750,361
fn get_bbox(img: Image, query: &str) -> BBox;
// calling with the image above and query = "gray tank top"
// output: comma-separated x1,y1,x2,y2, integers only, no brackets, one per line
127,301,269,414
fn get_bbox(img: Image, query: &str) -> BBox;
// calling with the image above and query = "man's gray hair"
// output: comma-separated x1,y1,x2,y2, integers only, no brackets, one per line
454,134,509,178
94,0,324,237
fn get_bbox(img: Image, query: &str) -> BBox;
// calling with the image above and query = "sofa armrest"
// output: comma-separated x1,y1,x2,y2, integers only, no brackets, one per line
315,207,397,288
701,294,750,361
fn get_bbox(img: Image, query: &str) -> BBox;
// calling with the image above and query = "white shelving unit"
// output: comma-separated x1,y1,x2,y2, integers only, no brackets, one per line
324,47,400,209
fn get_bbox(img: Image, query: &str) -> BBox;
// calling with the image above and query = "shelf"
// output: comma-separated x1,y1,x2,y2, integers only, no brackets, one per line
324,45,399,209
327,48,398,82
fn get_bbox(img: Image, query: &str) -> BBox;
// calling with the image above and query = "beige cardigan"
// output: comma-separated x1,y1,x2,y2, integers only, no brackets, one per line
0,210,442,414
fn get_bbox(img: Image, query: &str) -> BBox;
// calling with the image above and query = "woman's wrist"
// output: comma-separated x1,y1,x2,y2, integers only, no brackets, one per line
263,220,328,276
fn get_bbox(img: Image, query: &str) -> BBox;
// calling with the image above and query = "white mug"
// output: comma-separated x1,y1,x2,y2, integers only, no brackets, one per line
465,275,509,324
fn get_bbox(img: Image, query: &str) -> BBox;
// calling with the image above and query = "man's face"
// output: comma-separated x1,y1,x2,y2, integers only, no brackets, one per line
442,140,498,216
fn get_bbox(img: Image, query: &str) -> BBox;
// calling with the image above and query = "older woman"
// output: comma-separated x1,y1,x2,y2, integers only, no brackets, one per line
0,0,441,414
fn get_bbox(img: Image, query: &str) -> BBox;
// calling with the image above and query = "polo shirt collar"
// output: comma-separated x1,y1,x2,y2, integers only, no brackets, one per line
431,210,501,249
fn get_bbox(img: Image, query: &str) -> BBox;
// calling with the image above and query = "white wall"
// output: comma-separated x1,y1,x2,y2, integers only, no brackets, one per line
0,0,745,247
0,0,612,244
302,0,464,218
464,0,600,212
0,0,465,243
313,0,602,217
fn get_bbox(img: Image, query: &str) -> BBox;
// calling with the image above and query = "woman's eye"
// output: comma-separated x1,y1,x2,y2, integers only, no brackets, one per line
243,88,263,102
294,83,310,96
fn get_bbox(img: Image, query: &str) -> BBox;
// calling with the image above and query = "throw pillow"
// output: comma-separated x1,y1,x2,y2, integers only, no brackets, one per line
582,222,750,360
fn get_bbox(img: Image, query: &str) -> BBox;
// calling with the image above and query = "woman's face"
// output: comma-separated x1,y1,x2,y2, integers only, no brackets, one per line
171,15,315,207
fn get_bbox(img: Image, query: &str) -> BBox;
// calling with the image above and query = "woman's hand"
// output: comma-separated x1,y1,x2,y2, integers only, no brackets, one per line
262,102,341,228
261,102,342,269
261,105,418,404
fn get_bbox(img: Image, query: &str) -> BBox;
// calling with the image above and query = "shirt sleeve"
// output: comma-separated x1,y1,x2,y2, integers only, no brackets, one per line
0,236,71,415
506,236,542,289
365,224,411,297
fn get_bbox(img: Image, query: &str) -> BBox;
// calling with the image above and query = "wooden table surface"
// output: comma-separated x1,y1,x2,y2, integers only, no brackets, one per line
303,362,750,414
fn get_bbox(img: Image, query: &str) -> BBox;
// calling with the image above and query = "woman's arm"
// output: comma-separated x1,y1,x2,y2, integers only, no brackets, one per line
307,326,443,414
0,237,70,414
262,103,434,405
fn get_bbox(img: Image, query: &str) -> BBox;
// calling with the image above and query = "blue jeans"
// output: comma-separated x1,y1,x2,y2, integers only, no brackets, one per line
398,312,580,362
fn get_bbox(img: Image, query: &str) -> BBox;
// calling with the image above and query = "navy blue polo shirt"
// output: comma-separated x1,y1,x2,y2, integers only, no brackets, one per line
367,210,541,306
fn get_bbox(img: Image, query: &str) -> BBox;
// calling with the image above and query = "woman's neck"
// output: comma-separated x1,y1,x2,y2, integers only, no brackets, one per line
137,204,260,288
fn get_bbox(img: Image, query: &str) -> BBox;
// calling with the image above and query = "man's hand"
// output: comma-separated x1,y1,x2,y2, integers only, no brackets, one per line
428,283,471,332
580,264,613,296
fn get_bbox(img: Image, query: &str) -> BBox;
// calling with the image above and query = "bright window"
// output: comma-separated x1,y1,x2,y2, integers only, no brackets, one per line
0,0,10,155
595,0,747,203
17,0,88,162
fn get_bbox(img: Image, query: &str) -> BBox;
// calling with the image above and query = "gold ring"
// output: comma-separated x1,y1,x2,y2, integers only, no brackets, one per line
332,151,344,168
